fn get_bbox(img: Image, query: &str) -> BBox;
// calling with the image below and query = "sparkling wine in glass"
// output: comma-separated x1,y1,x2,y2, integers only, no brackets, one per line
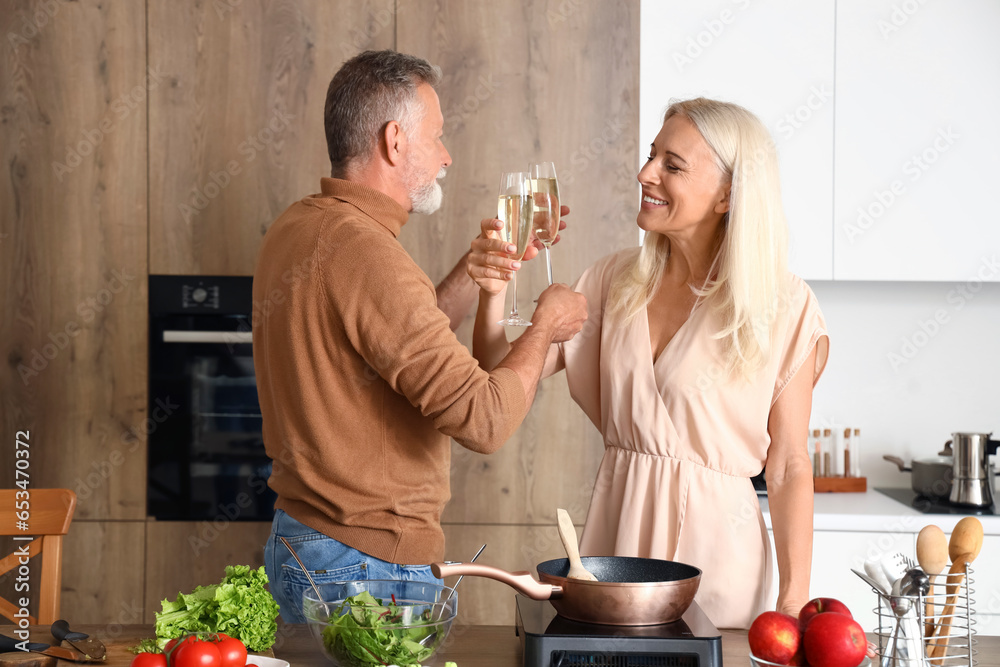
497,171,533,327
529,161,560,285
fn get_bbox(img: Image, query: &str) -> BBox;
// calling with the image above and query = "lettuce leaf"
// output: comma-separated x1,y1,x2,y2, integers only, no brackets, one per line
154,565,280,652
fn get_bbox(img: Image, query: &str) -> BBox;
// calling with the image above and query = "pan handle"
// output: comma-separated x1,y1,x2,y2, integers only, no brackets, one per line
431,562,562,600
882,454,911,472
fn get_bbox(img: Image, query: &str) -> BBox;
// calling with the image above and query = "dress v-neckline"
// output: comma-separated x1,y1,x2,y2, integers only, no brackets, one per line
645,300,700,367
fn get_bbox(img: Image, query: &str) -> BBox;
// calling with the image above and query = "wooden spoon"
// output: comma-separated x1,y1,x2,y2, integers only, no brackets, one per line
916,525,948,639
929,517,984,662
556,508,598,581
948,516,984,562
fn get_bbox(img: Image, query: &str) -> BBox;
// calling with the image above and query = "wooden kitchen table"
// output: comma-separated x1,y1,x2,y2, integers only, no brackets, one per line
17,625,1000,666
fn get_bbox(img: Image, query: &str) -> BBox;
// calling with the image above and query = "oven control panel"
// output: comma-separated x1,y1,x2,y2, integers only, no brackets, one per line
183,284,220,309
150,275,253,316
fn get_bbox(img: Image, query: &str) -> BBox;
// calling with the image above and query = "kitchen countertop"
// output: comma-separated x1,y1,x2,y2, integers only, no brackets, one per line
760,488,1000,533
17,624,1000,667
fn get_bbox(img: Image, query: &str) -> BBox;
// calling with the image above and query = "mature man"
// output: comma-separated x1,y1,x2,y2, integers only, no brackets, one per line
253,50,587,621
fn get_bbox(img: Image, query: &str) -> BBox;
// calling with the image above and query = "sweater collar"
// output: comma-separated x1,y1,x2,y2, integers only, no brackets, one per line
318,177,409,237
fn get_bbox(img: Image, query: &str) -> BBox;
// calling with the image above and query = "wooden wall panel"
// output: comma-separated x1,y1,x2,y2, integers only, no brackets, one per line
147,0,396,276
1,0,641,624
0,0,148,521
397,1,640,524
143,521,272,623
60,521,146,626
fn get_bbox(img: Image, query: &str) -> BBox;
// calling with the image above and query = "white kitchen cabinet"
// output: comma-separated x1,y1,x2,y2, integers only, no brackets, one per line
833,0,1000,281
641,0,1000,282
640,0,835,280
766,530,1000,635
970,535,1000,620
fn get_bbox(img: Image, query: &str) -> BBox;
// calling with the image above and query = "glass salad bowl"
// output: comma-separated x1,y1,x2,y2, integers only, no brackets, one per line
303,580,458,667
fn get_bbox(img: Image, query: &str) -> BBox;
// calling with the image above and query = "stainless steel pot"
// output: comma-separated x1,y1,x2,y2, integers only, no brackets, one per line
883,454,954,499
949,431,999,507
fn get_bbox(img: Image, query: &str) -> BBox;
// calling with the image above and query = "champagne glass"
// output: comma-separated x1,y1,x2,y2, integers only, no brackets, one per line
497,171,534,327
528,161,560,285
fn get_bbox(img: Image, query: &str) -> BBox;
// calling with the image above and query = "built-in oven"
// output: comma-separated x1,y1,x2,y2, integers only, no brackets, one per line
147,275,275,521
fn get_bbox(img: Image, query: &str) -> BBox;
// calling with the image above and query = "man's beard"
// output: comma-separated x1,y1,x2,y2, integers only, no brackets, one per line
409,167,446,215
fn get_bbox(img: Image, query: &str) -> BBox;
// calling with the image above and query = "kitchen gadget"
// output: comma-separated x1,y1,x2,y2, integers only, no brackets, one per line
869,564,977,666
876,488,996,516
515,595,723,667
949,432,999,508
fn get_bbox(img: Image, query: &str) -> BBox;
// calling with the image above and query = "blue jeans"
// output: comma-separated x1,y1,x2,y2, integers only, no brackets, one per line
264,509,441,622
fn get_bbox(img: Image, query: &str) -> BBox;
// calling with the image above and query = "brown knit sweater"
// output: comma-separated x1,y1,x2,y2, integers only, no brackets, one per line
252,178,526,564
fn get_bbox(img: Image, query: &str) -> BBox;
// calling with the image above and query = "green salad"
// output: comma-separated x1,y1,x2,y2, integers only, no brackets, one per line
320,591,445,666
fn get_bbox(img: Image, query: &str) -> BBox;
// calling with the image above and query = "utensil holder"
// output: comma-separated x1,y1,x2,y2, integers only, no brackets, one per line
869,564,977,666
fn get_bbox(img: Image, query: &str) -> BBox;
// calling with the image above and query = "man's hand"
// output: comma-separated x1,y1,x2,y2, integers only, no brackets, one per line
466,205,570,294
531,283,587,343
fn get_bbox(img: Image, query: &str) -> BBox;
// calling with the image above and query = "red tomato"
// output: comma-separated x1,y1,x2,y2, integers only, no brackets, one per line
131,653,168,667
211,636,247,667
171,639,222,667
164,636,194,656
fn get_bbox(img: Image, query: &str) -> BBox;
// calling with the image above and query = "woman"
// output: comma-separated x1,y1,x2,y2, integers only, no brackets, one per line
468,98,829,629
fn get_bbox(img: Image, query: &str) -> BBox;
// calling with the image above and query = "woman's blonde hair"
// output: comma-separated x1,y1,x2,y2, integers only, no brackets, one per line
610,97,789,380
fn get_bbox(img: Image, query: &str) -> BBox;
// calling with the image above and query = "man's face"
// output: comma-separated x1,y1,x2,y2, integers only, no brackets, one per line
403,83,452,215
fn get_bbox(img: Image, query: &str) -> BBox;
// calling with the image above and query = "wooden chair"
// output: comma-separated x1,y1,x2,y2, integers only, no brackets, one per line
0,488,77,624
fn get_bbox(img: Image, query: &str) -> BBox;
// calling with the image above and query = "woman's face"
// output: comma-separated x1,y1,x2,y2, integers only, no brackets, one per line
636,114,730,238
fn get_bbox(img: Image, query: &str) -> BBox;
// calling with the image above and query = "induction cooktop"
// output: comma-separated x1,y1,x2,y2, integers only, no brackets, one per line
876,487,996,515
515,596,723,667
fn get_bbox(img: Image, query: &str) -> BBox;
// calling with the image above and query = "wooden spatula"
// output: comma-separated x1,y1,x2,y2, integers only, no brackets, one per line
556,508,598,581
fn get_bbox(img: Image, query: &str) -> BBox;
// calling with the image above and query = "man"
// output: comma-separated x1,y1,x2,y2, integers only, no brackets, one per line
253,50,587,621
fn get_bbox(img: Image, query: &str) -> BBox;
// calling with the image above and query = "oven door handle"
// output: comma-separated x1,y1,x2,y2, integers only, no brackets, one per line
162,330,253,344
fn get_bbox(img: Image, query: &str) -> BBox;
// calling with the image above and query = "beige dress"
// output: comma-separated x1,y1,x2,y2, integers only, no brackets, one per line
552,248,829,629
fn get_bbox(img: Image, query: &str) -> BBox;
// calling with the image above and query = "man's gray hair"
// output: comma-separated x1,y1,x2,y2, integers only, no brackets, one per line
324,50,441,177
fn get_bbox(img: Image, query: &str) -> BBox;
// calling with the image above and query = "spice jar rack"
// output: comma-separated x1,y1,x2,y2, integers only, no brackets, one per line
811,426,867,492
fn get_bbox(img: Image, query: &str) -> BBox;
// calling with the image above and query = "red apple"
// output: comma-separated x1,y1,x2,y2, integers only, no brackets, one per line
798,597,853,631
803,612,867,667
786,650,807,667
749,611,801,664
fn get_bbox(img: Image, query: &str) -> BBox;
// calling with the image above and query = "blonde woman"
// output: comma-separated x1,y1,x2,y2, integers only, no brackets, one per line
468,98,829,629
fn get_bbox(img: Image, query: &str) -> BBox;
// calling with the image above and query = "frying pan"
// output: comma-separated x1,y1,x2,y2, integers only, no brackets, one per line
432,556,701,626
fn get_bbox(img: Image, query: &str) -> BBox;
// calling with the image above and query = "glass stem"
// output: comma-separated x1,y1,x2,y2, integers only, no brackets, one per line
509,270,519,319
544,247,553,286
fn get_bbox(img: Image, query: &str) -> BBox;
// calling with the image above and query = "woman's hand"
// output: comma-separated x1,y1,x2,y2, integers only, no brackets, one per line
467,218,520,295
467,205,570,295
776,597,805,618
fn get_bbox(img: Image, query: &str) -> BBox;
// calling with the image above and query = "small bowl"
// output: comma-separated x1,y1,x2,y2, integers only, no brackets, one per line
749,653,872,667
303,580,457,667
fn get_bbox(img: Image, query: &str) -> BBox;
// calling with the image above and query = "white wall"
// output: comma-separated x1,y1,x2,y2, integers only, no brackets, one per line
807,279,1000,488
